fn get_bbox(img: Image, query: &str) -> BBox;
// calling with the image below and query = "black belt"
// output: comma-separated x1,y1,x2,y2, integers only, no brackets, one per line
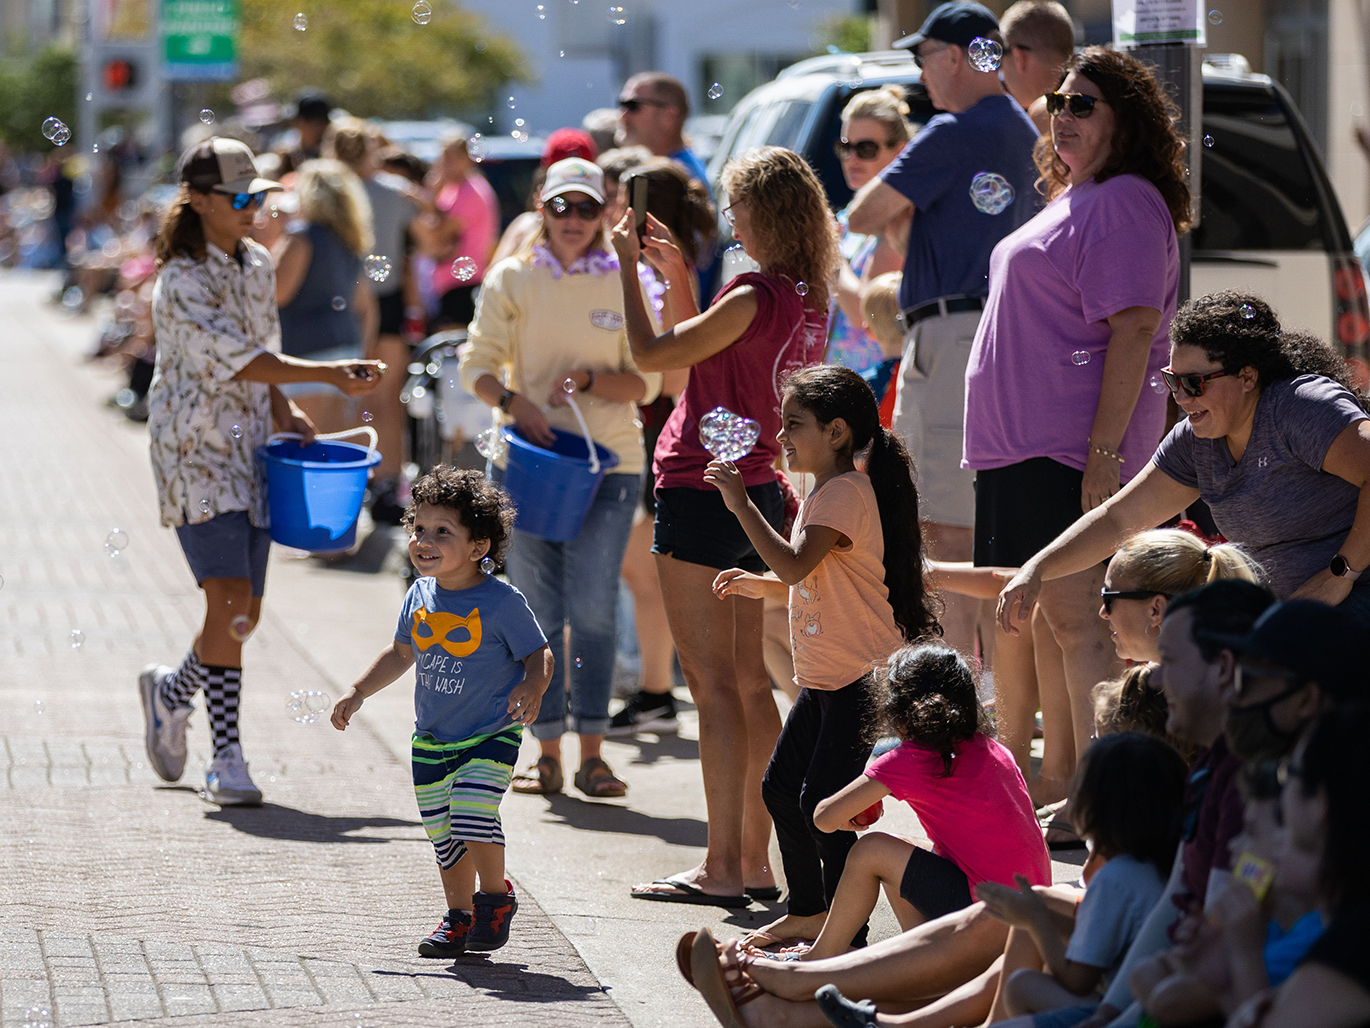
897,295,985,331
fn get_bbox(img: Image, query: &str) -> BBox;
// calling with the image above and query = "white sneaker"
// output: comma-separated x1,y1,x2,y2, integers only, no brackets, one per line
203,743,263,806
139,664,192,782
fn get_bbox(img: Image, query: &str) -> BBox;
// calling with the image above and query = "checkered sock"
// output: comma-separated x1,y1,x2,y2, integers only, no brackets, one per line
203,664,242,755
160,648,205,710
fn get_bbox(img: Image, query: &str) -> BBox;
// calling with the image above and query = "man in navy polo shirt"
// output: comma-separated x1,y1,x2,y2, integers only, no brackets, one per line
848,0,1039,653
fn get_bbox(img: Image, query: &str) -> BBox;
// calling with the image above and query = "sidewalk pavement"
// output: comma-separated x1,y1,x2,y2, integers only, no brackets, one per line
0,271,1084,1028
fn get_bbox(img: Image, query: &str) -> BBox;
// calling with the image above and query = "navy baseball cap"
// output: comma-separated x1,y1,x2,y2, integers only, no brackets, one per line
895,1,1000,50
1210,599,1369,702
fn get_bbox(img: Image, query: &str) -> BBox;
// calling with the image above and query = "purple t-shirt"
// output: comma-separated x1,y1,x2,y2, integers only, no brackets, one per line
962,175,1179,479
1153,374,1367,596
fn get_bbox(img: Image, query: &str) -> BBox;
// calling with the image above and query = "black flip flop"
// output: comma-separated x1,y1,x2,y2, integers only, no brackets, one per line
744,886,781,902
1044,815,1085,851
630,877,751,908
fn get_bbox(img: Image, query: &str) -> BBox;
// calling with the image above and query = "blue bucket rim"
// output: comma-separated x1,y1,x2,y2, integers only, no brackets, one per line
503,425,620,469
256,438,382,470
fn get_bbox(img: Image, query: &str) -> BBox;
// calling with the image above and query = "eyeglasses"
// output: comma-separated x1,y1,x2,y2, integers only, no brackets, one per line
913,42,952,69
722,203,737,226
618,97,672,113
1045,91,1102,119
1160,366,1233,399
834,139,892,161
546,196,604,220
1099,588,1170,614
223,190,268,210
1233,663,1305,701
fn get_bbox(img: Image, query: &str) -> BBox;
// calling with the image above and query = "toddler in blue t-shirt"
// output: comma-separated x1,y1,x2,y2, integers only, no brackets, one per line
332,466,552,958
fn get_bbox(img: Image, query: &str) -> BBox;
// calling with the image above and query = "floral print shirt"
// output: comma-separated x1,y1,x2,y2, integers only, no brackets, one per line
148,240,279,528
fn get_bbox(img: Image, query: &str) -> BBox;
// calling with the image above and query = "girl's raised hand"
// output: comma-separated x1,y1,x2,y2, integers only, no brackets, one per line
609,208,641,266
974,875,1046,928
703,458,748,511
712,568,767,599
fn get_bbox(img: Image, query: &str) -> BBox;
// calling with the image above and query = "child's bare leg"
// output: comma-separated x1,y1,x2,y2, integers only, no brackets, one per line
466,840,508,895
438,852,477,911
877,955,1002,1027
987,926,1044,1021
805,833,921,960
1004,968,1088,1017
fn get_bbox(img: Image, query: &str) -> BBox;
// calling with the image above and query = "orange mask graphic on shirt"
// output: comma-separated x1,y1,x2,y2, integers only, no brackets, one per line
412,606,482,657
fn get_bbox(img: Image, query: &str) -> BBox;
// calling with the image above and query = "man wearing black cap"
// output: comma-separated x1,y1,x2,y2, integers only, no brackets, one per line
276,92,332,177
847,1,1039,654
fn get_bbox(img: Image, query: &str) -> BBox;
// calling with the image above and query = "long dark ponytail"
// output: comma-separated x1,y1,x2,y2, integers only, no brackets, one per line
783,365,941,642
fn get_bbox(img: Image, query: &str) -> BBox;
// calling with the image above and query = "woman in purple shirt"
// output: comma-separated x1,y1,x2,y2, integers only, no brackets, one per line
963,47,1189,830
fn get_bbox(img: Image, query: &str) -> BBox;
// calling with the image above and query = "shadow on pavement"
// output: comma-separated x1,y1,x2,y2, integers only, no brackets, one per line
307,525,401,576
204,802,422,843
539,793,708,848
614,730,701,766
372,963,609,1002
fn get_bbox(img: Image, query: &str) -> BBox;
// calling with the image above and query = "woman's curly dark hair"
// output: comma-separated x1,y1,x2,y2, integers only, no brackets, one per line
1035,46,1192,234
1170,289,1362,397
872,643,990,778
402,465,516,563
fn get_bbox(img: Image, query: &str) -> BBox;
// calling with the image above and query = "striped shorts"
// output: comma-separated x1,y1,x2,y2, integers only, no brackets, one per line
412,728,521,870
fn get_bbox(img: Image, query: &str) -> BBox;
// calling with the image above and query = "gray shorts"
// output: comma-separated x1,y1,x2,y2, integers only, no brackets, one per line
891,307,981,529
175,511,272,596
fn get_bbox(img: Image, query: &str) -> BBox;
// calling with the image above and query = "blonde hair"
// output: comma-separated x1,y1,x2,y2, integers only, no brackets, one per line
861,272,903,351
295,158,374,257
719,146,839,311
325,117,371,171
1094,663,1198,763
1109,528,1263,596
841,85,915,145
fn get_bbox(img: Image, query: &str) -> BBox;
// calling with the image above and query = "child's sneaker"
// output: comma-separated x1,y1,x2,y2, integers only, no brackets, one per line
417,909,472,958
138,664,193,782
203,744,263,807
606,690,678,736
467,880,518,951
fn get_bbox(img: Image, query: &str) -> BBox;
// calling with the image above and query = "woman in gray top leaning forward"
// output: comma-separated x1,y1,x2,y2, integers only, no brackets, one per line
998,290,1370,630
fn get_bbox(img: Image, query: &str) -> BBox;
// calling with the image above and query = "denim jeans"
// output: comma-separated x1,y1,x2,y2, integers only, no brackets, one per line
505,472,640,739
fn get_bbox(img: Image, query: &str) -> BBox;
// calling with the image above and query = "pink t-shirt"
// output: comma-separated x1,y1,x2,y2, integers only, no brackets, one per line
790,472,904,690
430,174,499,296
866,735,1051,889
962,174,1179,479
654,271,827,490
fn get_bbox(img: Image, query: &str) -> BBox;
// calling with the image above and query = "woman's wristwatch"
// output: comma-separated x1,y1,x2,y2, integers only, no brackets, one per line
1330,553,1363,580
497,389,515,412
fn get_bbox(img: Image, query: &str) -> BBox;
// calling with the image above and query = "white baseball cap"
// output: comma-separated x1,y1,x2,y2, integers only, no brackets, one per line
540,157,605,205
179,137,283,195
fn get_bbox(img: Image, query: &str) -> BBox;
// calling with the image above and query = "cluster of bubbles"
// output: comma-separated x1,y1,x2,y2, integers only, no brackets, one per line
967,36,1003,74
480,556,496,575
331,296,347,311
1240,303,1257,319
293,12,308,30
286,689,332,724
22,1007,51,1028
105,528,129,558
607,5,627,24
1070,350,1091,366
969,172,1014,215
199,109,215,125
452,256,479,282
41,117,71,146
364,254,392,283
707,83,724,101
512,117,528,142
467,134,488,162
475,426,508,461
412,0,433,24
699,406,761,463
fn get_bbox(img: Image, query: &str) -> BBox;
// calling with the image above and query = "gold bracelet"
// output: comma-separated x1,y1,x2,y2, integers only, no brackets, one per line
1088,438,1124,464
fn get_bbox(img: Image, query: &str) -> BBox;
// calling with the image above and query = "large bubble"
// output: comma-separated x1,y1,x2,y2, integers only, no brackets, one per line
969,172,1014,215
699,407,761,463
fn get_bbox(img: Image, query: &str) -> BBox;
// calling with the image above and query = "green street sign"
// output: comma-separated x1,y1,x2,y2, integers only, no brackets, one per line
163,0,240,81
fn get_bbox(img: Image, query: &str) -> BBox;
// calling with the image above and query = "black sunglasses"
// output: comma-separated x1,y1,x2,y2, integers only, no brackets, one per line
618,97,672,113
1045,91,1101,118
226,190,268,211
834,139,890,161
1160,366,1233,399
1099,588,1170,614
546,195,604,221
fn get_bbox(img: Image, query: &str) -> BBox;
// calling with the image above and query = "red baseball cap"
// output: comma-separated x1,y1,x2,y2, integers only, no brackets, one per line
542,128,598,168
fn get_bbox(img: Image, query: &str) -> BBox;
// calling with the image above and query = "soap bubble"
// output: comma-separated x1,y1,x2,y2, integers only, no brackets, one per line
1207,9,1222,24
787,0,800,7
412,0,433,23
41,117,63,140
699,406,761,463
475,38,488,51
480,556,496,575
467,134,487,162
574,656,583,668
1150,375,1167,394
563,377,577,394
105,528,129,555
452,256,478,282
229,615,254,642
85,92,93,101
475,426,508,461
967,37,1003,73
34,700,44,714
229,424,243,439
537,4,546,17
199,109,215,124
49,121,71,146
1203,134,1214,148
1070,350,1091,366
969,172,1014,215
364,254,392,282
559,49,566,57
286,689,331,725
200,498,212,514
708,83,724,101
1240,303,1256,319
361,410,374,423
22,1007,51,1028
70,629,84,649
292,12,308,30
795,281,809,297
514,118,525,128
331,296,347,311
607,5,626,24
723,244,746,264
507,96,517,109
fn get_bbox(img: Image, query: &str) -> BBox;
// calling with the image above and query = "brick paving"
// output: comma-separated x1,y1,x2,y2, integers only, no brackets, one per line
0,274,629,1027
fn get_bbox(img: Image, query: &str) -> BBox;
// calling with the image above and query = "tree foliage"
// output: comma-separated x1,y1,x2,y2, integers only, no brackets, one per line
0,47,79,154
238,0,528,120
814,14,873,56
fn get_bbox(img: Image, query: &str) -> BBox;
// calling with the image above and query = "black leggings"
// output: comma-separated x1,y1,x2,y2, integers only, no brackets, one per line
762,675,873,930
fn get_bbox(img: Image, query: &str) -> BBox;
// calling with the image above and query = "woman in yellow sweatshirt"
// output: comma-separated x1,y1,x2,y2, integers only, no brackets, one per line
459,158,661,799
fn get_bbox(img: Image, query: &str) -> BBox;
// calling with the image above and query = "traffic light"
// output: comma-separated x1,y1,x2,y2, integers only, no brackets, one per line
102,59,138,92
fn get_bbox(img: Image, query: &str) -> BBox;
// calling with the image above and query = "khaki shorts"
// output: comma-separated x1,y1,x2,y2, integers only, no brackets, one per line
890,307,982,529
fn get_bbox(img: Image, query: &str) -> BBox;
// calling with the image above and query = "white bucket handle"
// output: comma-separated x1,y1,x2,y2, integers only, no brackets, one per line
530,394,601,475
267,426,378,455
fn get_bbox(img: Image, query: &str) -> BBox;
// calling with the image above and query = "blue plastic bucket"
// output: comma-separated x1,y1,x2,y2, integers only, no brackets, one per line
257,432,381,551
502,426,620,542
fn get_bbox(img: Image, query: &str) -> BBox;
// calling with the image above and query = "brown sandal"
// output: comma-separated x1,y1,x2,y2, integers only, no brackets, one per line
690,928,765,1027
511,755,563,795
573,756,627,798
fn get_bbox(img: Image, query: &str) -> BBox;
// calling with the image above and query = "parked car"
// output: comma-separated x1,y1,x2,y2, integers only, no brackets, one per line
707,49,1370,382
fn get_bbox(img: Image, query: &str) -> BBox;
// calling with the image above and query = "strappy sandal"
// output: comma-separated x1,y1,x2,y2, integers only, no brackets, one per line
573,756,627,798
690,928,765,1028
511,755,563,795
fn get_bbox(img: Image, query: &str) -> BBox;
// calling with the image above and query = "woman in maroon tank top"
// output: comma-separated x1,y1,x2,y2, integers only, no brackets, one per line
611,146,837,906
